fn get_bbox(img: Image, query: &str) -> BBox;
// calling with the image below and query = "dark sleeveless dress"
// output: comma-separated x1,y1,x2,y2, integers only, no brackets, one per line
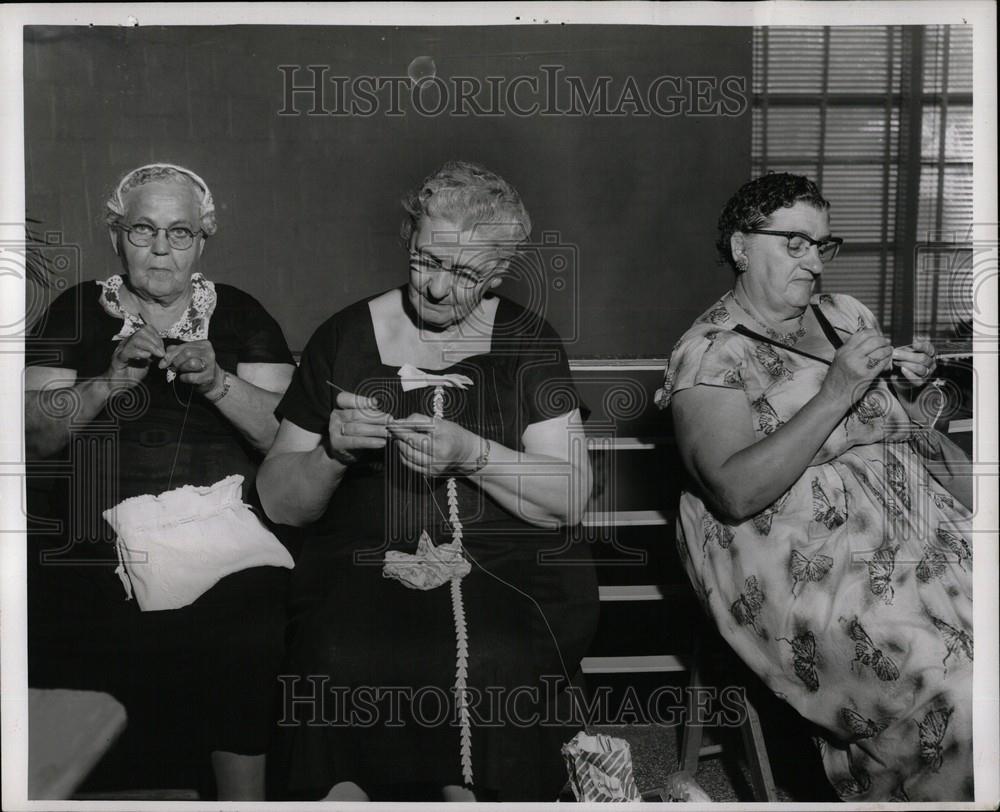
26,280,295,791
275,290,599,801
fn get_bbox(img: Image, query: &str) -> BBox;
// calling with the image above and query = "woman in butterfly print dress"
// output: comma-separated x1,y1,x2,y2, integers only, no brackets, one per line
654,174,973,801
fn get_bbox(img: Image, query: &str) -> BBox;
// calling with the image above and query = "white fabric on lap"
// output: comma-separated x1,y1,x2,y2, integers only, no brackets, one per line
104,474,293,612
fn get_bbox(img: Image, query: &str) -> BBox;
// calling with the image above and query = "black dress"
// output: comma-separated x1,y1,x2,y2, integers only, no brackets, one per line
26,279,295,791
275,289,599,801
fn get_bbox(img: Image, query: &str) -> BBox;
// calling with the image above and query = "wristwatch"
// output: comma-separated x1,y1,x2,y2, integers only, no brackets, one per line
204,371,232,403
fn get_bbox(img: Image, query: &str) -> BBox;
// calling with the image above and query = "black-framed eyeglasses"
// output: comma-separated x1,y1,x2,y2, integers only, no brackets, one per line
408,248,505,290
744,229,844,263
115,223,204,250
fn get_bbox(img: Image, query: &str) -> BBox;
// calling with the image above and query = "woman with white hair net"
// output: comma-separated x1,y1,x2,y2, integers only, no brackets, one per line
25,163,296,799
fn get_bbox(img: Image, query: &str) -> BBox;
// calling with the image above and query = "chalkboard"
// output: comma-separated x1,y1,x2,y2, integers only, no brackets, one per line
24,24,752,356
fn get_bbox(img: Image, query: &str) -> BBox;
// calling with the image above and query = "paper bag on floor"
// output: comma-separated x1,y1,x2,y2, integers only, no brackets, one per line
562,731,641,802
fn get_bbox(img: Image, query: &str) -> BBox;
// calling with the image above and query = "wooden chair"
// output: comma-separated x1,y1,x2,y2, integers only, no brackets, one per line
674,633,778,802
571,360,777,801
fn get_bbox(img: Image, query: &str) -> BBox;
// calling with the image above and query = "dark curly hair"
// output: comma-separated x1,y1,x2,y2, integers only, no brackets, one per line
716,172,830,272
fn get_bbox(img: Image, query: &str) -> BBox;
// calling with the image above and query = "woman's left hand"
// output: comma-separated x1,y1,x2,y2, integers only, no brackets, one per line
892,338,938,386
388,413,483,476
160,340,223,395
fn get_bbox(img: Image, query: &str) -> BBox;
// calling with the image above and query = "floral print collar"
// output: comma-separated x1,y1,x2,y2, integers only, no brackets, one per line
97,272,217,342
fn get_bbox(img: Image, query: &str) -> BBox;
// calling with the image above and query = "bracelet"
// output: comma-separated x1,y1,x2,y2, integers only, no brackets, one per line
469,438,491,474
203,371,232,403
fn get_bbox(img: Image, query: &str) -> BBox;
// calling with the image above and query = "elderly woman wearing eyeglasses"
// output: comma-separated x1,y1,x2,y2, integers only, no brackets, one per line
25,164,296,799
655,172,972,801
257,161,598,802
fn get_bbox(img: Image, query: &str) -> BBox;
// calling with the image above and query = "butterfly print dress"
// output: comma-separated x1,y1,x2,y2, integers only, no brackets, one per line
656,292,973,801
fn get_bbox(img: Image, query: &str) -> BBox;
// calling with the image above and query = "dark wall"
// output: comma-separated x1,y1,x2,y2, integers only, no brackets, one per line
24,25,752,356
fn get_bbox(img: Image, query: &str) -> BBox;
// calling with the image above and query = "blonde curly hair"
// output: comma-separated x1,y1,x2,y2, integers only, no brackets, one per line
400,161,531,253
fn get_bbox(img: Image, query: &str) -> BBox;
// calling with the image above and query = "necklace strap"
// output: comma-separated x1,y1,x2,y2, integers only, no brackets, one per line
730,289,806,344
731,323,832,365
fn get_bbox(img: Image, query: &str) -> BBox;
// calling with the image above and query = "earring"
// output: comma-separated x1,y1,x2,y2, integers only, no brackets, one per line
735,255,749,273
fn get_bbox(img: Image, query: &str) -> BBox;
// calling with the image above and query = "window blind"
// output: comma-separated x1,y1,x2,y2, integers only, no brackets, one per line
752,25,972,348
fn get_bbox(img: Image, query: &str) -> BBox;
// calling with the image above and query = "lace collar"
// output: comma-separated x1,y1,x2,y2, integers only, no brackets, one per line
97,273,217,342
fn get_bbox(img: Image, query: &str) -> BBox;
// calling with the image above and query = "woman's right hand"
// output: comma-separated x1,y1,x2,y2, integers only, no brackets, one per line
820,328,893,406
324,391,392,464
107,325,165,387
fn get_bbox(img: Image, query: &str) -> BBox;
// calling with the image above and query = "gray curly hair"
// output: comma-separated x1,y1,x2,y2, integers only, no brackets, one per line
399,161,531,252
105,163,217,237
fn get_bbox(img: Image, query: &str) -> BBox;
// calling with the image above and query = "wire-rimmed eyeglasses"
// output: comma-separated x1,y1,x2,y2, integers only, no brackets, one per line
115,223,205,250
744,229,844,263
408,249,505,290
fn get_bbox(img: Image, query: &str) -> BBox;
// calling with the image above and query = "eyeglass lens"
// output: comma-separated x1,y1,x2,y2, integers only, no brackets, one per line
786,236,838,262
127,225,196,250
410,252,483,287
